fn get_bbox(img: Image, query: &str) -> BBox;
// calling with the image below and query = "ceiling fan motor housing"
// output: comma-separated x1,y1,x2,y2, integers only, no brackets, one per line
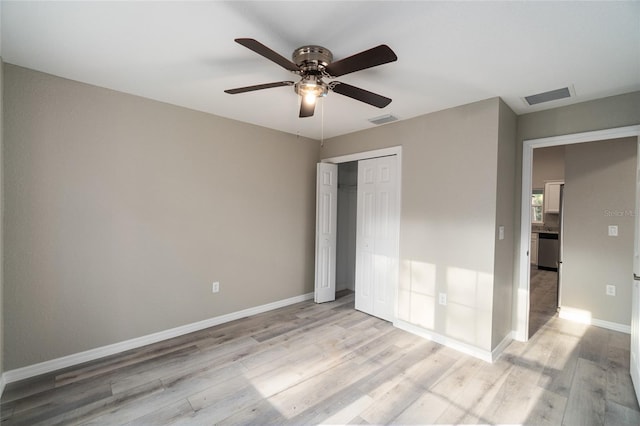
292,45,333,72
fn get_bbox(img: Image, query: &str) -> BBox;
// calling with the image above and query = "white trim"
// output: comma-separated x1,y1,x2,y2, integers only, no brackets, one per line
321,146,402,164
558,306,632,334
632,370,640,411
320,146,402,324
492,331,515,362
2,292,314,384
516,125,640,342
516,140,534,342
394,320,493,363
0,375,6,399
523,125,640,148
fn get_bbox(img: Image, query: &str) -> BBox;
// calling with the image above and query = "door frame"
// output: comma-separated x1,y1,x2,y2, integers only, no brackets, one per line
516,125,640,342
321,146,402,320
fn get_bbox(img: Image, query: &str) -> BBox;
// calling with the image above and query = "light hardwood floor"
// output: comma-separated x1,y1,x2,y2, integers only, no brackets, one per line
529,268,559,338
2,290,639,425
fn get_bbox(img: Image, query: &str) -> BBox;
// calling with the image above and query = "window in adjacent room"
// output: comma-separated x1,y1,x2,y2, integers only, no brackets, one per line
531,189,543,224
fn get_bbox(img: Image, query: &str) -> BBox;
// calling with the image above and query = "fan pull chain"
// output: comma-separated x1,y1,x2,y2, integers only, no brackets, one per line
321,98,324,147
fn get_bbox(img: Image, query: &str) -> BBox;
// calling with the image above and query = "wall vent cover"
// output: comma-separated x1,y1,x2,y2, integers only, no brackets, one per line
524,87,572,106
368,114,398,125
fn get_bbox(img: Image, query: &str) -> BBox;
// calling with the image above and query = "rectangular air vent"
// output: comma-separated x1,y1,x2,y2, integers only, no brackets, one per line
368,114,398,125
524,87,572,106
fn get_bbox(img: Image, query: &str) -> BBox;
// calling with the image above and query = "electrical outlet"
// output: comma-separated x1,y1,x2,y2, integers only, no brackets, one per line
608,225,618,237
438,293,447,306
606,285,616,296
212,281,220,293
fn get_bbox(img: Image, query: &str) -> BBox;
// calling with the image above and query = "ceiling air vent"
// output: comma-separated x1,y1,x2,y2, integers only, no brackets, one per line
523,86,573,106
368,114,398,125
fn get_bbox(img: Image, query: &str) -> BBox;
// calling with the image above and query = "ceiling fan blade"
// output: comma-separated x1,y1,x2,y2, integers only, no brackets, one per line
325,45,397,77
225,81,294,94
235,38,299,72
331,82,392,108
299,100,315,118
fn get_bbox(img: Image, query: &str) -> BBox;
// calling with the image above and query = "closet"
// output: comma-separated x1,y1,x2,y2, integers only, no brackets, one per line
315,153,399,322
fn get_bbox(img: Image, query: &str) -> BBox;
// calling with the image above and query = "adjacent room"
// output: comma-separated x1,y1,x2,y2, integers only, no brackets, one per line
1,1,640,424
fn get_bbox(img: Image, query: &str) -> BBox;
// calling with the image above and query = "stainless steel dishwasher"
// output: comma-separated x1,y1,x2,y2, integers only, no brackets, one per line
538,232,559,271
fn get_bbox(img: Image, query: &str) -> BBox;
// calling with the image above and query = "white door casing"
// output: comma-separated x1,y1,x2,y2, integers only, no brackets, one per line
517,126,640,343
355,156,399,322
315,162,338,303
631,136,640,404
558,185,565,308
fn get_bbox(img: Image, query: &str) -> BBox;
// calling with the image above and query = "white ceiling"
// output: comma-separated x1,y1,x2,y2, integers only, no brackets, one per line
2,1,639,140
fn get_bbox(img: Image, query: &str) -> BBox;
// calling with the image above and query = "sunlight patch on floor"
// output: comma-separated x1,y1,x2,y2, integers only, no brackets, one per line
558,306,592,325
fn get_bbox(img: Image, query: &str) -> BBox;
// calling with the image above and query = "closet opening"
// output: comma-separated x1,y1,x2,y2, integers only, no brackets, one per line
314,146,402,323
336,161,358,294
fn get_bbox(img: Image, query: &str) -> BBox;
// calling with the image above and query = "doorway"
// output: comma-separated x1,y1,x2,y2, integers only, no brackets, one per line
517,126,640,342
519,128,640,403
314,146,402,323
528,146,565,338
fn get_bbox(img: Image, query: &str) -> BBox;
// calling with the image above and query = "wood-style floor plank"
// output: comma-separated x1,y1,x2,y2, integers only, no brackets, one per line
39,380,164,426
563,358,607,426
529,268,559,337
1,289,638,425
390,390,451,424
537,331,581,397
606,346,640,411
604,400,640,426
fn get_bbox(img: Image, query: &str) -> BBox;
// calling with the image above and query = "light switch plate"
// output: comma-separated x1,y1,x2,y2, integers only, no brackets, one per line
438,293,447,306
498,226,505,240
606,285,616,296
608,225,618,237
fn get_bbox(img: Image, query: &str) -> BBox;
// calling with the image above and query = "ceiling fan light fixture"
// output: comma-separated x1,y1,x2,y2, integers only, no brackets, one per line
295,77,328,103
303,92,317,105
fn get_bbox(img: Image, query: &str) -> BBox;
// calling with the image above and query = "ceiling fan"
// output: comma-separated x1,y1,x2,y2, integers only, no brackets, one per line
224,38,398,118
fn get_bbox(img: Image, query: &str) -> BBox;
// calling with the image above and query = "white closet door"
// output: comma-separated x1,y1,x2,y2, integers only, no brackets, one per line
355,156,398,321
373,157,398,321
314,163,338,303
356,160,376,314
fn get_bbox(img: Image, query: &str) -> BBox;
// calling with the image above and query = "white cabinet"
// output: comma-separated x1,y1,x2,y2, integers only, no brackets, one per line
544,181,563,214
531,232,539,266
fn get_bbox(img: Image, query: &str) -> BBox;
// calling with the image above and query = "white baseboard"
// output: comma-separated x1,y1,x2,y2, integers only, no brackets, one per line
394,319,494,363
558,306,631,334
0,374,6,398
491,331,515,362
2,292,314,386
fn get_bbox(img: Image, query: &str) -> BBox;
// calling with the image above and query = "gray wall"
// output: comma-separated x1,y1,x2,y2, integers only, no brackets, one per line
532,146,565,190
515,91,640,329
321,98,506,352
562,138,636,325
491,100,517,348
3,64,320,370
